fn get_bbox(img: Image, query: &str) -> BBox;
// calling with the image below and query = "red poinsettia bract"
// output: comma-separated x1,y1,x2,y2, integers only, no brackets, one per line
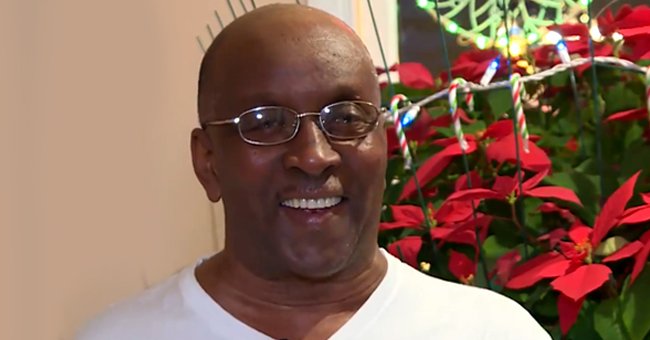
598,5,650,37
387,236,422,268
604,107,648,123
598,5,650,61
449,250,477,284
399,136,479,200
447,49,500,83
506,171,642,334
386,107,450,155
446,167,582,207
378,62,436,90
382,200,482,269
482,120,552,172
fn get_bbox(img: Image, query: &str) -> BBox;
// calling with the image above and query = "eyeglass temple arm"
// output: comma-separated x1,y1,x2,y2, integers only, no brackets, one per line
202,117,239,127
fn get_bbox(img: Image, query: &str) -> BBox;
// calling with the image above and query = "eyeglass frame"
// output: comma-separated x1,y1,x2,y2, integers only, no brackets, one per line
201,100,388,146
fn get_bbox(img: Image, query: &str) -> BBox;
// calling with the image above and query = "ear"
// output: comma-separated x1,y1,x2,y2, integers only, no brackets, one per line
191,128,222,202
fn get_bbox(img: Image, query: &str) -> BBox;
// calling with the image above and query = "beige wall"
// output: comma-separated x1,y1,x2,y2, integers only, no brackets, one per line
3,1,394,339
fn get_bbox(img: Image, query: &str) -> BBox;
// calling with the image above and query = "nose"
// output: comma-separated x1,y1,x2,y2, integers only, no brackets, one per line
282,117,341,177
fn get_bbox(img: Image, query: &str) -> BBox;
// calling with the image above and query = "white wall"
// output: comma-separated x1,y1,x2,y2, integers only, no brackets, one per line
2,1,396,339
309,0,399,68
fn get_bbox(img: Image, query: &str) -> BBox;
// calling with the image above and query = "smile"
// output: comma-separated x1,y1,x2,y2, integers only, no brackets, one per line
280,197,343,210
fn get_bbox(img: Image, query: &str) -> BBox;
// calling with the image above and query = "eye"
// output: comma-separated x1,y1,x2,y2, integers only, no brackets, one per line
240,110,287,132
322,102,377,138
238,108,297,143
333,112,364,124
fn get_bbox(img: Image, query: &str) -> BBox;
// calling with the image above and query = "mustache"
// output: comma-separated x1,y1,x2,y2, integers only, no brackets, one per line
281,176,344,195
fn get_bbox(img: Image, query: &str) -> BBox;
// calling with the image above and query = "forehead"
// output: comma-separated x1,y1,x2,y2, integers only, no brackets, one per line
203,22,378,117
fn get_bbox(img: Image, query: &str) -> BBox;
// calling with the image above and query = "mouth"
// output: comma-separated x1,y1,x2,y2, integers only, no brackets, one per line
280,197,344,210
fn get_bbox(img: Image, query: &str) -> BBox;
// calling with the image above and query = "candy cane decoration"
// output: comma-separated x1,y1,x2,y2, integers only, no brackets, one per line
465,87,475,112
390,94,414,169
510,73,530,153
448,78,470,151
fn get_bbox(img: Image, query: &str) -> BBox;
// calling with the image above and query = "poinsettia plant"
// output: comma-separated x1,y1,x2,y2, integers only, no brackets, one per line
378,5,650,339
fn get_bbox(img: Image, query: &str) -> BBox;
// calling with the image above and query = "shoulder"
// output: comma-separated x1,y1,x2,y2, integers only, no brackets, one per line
384,253,551,339
75,267,192,340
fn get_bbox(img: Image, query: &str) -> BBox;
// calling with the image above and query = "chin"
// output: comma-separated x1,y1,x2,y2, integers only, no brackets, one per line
282,243,357,280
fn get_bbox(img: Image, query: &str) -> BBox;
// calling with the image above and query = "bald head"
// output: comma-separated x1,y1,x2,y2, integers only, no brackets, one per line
197,4,378,123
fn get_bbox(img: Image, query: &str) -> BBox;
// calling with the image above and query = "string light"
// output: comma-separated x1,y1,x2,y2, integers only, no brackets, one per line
446,22,459,33
475,35,488,49
590,25,604,42
415,1,587,53
509,41,524,57
612,32,624,42
480,57,500,85
401,105,421,128
543,31,563,45
556,40,571,64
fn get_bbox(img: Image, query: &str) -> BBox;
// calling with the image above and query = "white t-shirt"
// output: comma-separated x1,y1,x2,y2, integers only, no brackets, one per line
77,250,551,340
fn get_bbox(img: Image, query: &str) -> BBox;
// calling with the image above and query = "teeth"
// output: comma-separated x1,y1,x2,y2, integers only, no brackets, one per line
281,197,342,209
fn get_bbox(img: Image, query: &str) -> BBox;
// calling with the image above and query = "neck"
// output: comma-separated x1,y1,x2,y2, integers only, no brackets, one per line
197,247,387,308
195,247,387,339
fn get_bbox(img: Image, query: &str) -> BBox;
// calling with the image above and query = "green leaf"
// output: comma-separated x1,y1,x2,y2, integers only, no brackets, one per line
593,236,630,257
486,88,513,118
622,264,650,340
425,106,447,118
603,83,641,115
592,265,650,340
473,261,489,289
624,124,644,151
523,198,544,235
621,145,650,179
481,235,511,264
594,298,627,340
544,171,599,223
380,83,435,105
463,120,487,134
383,158,407,204
549,71,569,87
434,126,455,138
532,290,557,319
569,300,603,340
488,216,521,247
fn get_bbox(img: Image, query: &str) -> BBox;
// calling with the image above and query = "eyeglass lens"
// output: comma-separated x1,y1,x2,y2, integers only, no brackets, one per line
238,101,379,144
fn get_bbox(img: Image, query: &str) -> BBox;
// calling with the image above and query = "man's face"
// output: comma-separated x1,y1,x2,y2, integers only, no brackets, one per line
195,17,386,279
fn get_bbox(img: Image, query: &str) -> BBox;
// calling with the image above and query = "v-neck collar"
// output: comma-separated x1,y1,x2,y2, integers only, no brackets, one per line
179,249,399,340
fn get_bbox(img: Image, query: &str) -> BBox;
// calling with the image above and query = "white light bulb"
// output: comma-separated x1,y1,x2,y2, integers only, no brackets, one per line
509,42,523,57
590,25,604,42
544,31,563,45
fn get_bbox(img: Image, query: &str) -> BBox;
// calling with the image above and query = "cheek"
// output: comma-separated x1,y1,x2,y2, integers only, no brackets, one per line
342,132,387,196
218,146,282,194
357,131,387,176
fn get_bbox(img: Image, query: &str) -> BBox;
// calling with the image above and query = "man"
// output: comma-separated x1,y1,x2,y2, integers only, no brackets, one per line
78,4,550,339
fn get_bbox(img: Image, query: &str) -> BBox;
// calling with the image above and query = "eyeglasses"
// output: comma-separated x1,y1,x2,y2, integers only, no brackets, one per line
203,100,385,146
